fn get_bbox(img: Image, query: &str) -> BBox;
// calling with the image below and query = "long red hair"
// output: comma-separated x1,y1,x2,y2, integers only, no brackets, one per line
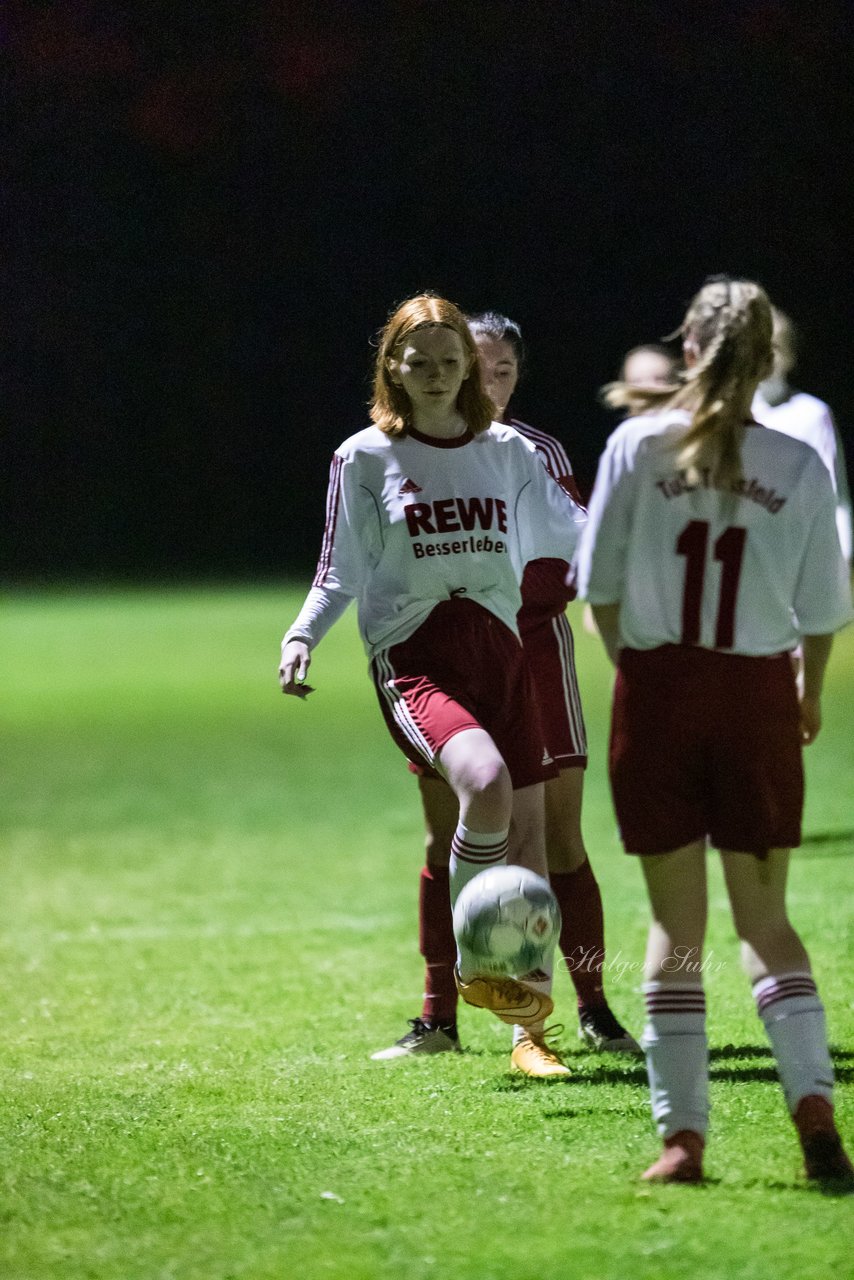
370,294,495,437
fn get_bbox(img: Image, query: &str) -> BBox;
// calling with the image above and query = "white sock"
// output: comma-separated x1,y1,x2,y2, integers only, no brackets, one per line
753,972,834,1111
642,982,709,1138
512,958,555,1042
449,822,508,904
451,823,508,981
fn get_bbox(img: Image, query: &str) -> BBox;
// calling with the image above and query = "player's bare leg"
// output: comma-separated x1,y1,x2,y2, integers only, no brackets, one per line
722,848,852,1182
542,768,586,874
438,728,512,828
507,781,547,878
638,843,708,1182
720,848,808,982
437,731,554,1027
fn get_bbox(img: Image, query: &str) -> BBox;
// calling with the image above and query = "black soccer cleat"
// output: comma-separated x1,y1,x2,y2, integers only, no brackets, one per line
578,1004,641,1053
370,1017,462,1060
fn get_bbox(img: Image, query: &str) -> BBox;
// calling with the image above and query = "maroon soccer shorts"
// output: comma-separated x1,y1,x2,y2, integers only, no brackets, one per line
372,598,556,790
610,645,803,857
520,611,588,768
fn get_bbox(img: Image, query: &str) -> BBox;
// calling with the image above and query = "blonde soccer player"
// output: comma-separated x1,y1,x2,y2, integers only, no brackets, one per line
371,311,638,1076
280,294,586,1035
576,276,853,1184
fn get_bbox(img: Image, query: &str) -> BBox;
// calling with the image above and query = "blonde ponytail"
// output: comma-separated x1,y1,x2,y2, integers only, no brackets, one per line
604,278,774,488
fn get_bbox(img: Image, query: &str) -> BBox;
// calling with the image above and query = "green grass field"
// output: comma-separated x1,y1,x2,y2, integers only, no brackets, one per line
2,585,852,1279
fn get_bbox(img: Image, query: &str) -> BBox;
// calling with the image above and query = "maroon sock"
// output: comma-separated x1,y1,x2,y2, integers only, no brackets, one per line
551,862,607,1010
419,865,458,1024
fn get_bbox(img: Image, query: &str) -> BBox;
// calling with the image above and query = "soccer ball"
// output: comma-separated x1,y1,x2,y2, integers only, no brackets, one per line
452,865,561,977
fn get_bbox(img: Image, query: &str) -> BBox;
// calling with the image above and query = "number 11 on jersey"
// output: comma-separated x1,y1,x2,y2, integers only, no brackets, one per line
676,520,747,648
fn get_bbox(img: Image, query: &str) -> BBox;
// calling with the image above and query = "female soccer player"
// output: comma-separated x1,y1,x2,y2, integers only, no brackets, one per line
372,312,638,1076
752,306,852,565
280,294,587,1033
576,276,853,1184
620,344,679,388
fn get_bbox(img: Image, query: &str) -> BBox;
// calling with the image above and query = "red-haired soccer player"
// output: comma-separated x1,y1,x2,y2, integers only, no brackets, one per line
280,294,586,1041
372,312,638,1076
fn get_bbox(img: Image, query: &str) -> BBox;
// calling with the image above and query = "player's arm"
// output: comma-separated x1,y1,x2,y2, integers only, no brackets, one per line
574,424,636,662
798,633,833,745
535,432,585,508
791,456,854,739
516,443,587,565
590,603,621,667
279,453,374,698
826,412,853,566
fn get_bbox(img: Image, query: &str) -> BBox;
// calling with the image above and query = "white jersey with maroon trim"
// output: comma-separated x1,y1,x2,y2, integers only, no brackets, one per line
285,421,586,658
752,388,853,562
508,417,584,506
509,417,583,624
576,411,853,655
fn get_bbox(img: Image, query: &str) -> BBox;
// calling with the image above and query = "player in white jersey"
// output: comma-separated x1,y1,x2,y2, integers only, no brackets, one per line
751,307,852,564
280,294,587,1035
371,312,637,1076
576,276,853,1185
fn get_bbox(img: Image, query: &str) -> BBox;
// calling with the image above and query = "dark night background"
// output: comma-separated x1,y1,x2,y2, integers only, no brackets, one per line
4,0,853,582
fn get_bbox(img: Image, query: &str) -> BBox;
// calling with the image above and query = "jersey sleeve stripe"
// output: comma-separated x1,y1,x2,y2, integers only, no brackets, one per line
511,419,574,482
312,453,344,587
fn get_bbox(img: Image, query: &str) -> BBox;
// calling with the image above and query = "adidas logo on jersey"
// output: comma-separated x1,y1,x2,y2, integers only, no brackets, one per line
542,748,554,767
399,477,423,495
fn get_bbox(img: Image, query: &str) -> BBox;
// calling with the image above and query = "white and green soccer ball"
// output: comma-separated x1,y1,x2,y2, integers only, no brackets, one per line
452,865,561,977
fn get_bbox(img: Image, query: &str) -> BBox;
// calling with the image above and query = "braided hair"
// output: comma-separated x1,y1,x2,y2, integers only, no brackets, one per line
604,277,774,487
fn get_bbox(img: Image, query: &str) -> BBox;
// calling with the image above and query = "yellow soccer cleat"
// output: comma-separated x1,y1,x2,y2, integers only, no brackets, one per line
511,1029,571,1078
454,968,554,1027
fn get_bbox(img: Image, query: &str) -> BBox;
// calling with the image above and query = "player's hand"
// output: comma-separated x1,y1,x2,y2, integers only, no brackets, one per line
279,640,313,697
798,693,821,745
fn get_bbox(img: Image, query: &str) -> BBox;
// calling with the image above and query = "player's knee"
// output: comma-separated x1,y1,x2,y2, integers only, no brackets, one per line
464,756,512,808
